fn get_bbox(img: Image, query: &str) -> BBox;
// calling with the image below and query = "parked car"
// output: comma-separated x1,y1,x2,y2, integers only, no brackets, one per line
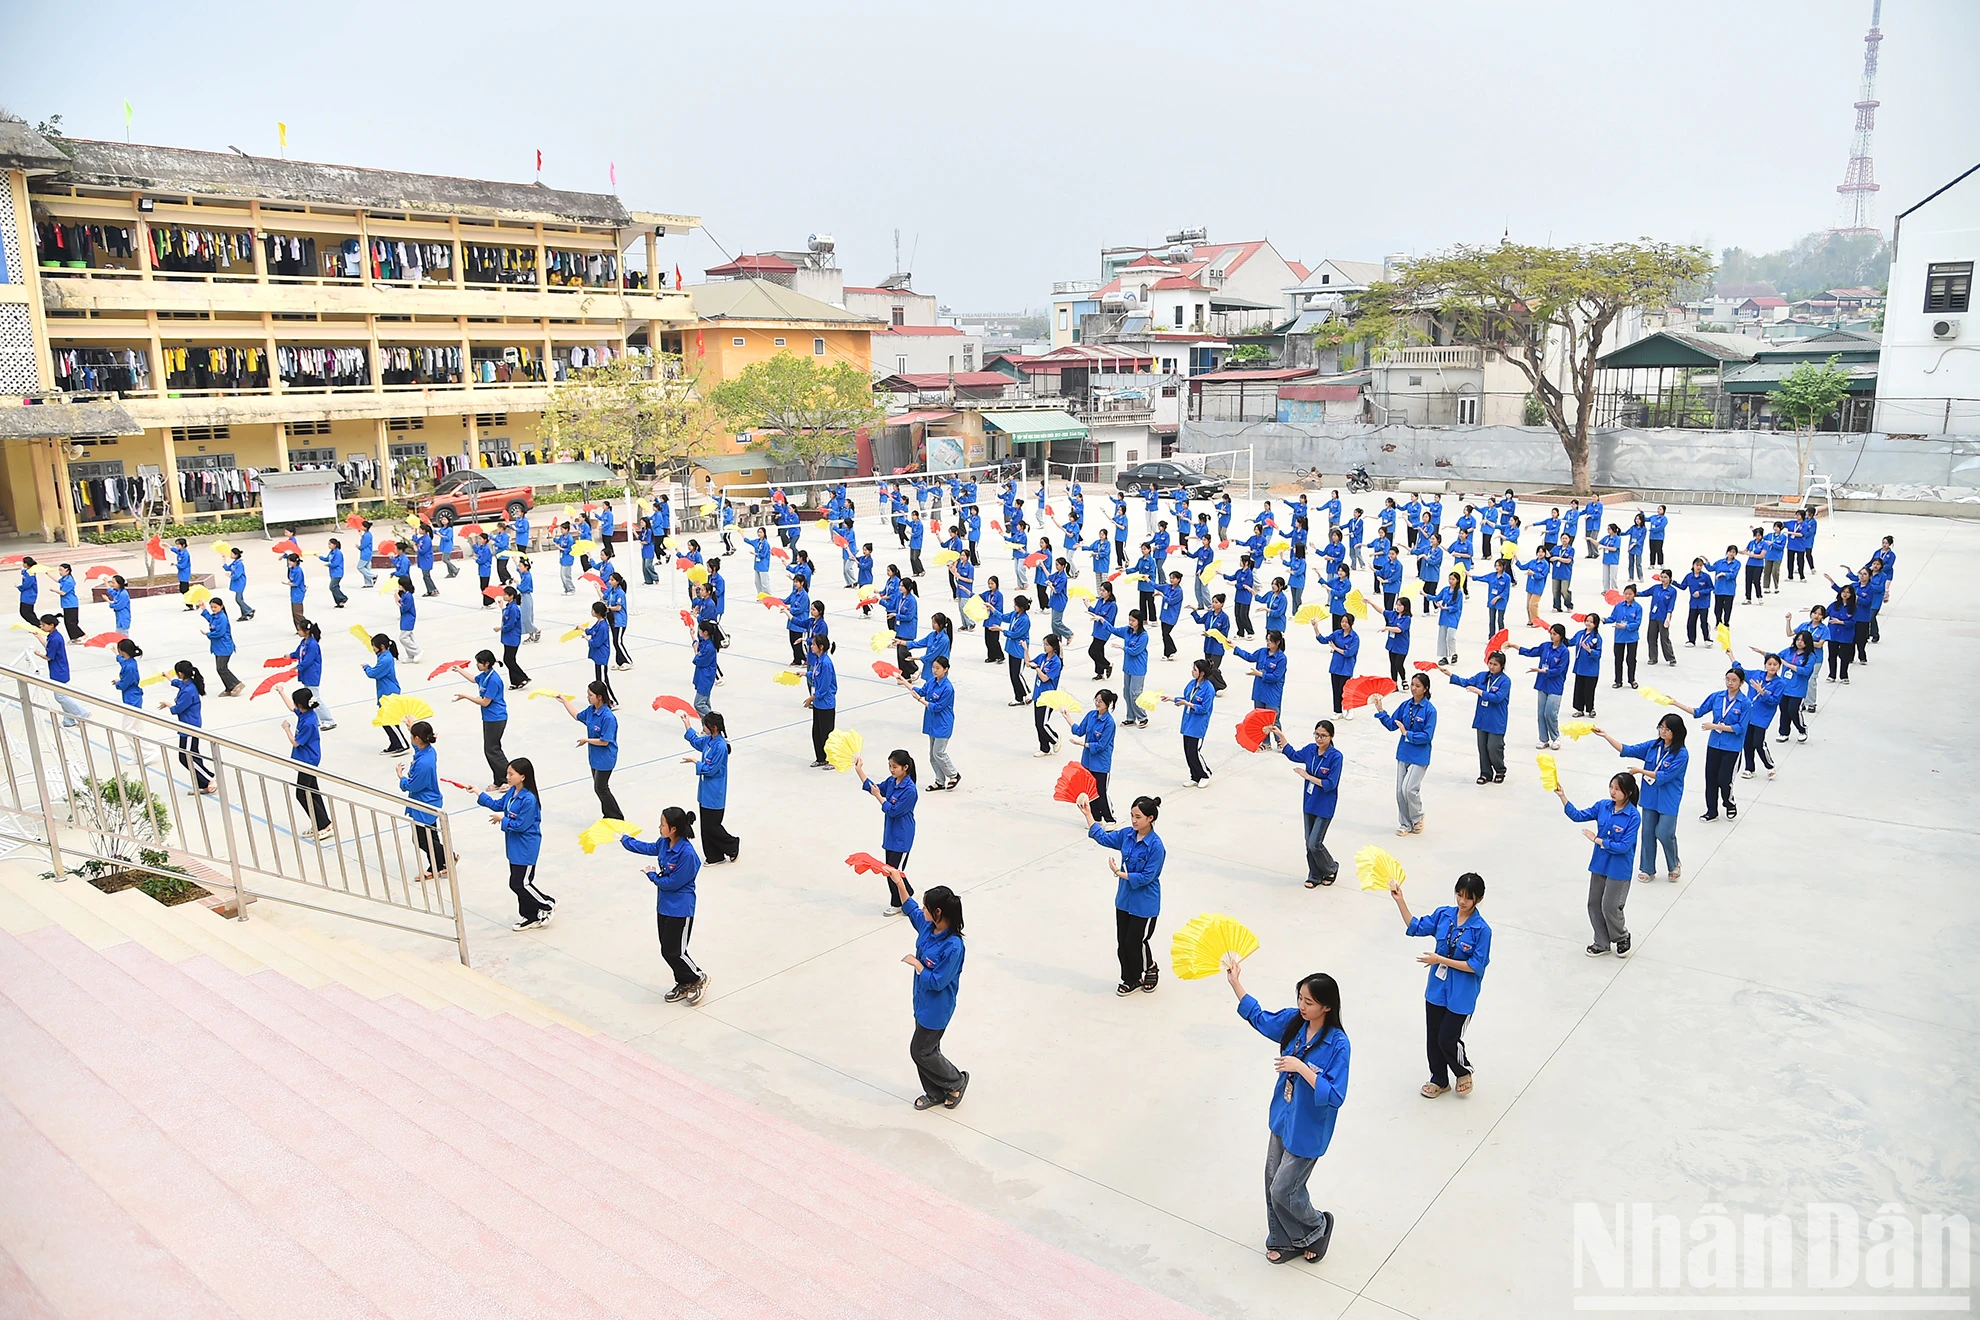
1113,460,1223,497
416,470,533,527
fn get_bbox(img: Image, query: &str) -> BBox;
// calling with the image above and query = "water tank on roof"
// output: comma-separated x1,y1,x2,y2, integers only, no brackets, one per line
1165,228,1208,245
807,234,836,254
1166,244,1194,261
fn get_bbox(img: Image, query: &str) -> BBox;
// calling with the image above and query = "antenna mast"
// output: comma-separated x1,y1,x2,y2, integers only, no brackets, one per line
1833,0,1884,236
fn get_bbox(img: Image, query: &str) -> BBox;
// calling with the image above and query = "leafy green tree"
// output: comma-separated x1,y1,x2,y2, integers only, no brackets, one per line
1717,231,1890,303
709,352,882,485
1767,355,1853,497
541,352,721,500
1350,241,1715,493
1226,343,1272,364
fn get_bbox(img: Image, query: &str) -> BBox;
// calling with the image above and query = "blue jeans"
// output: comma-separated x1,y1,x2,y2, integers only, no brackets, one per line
1121,670,1146,724
1302,812,1337,882
1639,806,1679,876
1264,1133,1327,1249
1536,690,1562,743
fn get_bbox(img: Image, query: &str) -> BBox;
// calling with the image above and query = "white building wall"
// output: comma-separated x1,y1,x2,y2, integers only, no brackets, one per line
846,288,937,325
873,332,984,378
1875,167,1980,435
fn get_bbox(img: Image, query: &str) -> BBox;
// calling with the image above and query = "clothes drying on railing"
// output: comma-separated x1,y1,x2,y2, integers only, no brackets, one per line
70,474,151,521
477,449,541,467
163,346,269,391
263,233,321,277
277,346,369,388
148,225,254,274
470,347,544,383
463,244,539,287
370,240,454,282
337,456,381,491
545,249,620,288
53,348,149,394
35,223,138,265
379,345,463,386
177,467,260,509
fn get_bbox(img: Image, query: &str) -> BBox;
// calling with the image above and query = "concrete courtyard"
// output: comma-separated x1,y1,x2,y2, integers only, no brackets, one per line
41,489,1980,1317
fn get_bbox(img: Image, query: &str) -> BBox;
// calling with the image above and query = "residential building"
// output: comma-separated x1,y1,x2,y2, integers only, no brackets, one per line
1595,328,1880,431
1365,345,1536,427
843,283,936,326
1875,162,1980,435
1188,367,1320,422
665,277,878,387
871,323,982,378
876,371,1018,406
6,127,697,544
1050,233,1306,349
705,236,845,305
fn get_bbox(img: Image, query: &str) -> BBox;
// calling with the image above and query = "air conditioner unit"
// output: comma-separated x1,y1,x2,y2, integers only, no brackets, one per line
1932,318,1961,340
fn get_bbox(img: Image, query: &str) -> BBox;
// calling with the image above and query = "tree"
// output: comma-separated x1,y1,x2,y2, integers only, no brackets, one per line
709,352,882,488
1226,343,1272,364
1350,241,1714,494
540,352,722,499
1767,355,1852,498
1717,231,1890,302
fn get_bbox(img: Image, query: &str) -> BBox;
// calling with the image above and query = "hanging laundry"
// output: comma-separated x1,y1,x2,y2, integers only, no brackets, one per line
276,346,369,388
162,345,268,391
53,348,150,394
34,222,137,267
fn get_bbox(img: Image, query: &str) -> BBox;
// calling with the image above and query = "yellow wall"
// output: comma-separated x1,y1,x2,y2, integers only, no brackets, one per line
688,327,873,388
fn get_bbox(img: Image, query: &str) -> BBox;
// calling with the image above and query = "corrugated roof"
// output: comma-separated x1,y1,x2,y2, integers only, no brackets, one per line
47,139,642,228
1278,384,1361,402
980,410,1088,442
879,372,1013,390
705,254,797,276
1191,367,1320,383
872,324,963,337
685,279,879,325
1721,361,1878,394
884,410,958,427
1596,330,1762,370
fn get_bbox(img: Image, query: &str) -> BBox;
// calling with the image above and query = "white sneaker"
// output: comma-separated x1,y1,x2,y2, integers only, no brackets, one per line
1767,769,1777,780
882,904,903,917
1740,769,1754,779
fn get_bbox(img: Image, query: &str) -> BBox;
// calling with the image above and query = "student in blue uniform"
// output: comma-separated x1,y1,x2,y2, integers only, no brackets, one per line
1549,537,1576,613
214,548,252,625
802,631,838,767
1679,557,1715,645
1085,579,1119,680
673,709,739,864
1380,597,1413,687
901,654,961,792
172,538,195,609
16,554,39,627
558,681,623,820
1234,631,1288,719
472,533,496,606
899,884,968,1110
619,804,708,1002
1594,713,1689,883
159,660,215,793
201,597,243,696
275,684,333,836
585,601,616,707
437,520,460,579
364,634,408,754
1647,505,1669,568
1819,580,1858,684
106,574,132,633
1517,622,1570,749
1643,568,1677,666
1709,546,1741,625
479,756,554,930
1108,610,1152,724
1441,650,1510,784
994,593,1034,708
1168,658,1220,786
1067,688,1119,822
1769,629,1818,743
1274,718,1342,887
111,637,145,721
451,649,510,789
35,614,88,724
317,539,348,608
1606,583,1643,688
1597,524,1622,593
1392,871,1490,1098
1372,672,1437,835
1626,513,1648,582
1569,612,1604,718
1558,772,1642,957
855,749,919,915
288,617,335,730
1223,961,1348,1264
1672,668,1748,822
394,576,421,662
1736,653,1784,780
1079,793,1166,995
415,525,438,595
1314,613,1360,719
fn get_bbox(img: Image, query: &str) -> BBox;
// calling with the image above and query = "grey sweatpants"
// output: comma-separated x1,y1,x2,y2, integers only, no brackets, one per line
1395,761,1427,829
1588,873,1630,947
928,735,958,783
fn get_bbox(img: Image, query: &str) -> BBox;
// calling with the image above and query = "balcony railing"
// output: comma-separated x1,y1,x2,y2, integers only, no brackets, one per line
1383,347,1485,368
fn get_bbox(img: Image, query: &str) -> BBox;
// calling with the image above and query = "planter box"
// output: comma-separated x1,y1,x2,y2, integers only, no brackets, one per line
87,869,213,907
92,574,215,603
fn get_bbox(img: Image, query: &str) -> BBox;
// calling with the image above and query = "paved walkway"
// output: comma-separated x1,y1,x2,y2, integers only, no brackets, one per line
61,494,1977,1317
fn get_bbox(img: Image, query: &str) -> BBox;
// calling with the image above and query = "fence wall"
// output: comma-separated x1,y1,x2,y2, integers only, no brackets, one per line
1179,420,1980,503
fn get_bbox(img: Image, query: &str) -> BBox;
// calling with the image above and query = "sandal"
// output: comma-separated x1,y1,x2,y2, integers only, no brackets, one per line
1304,878,1322,889
912,1095,942,1111
1318,873,1337,887
1455,1076,1473,1095
942,1071,970,1109
1265,1246,1300,1265
1420,1082,1451,1098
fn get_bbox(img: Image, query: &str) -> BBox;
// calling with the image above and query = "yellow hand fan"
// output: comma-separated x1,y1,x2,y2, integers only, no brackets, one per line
1037,690,1084,715
1354,844,1406,892
1169,912,1261,980
931,548,961,567
1345,588,1370,621
771,670,803,686
377,574,401,590
9,622,38,632
1561,720,1596,741
961,597,989,623
1198,565,1219,584
1536,753,1560,792
1118,573,1145,588
183,585,214,606
1204,627,1231,646
139,671,171,687
373,694,435,727
526,689,577,700
348,623,374,646
1453,560,1469,584
696,499,717,513
577,817,641,855
1638,686,1674,706
686,564,709,584
1264,537,1290,557
824,728,863,772
1135,690,1164,711
212,541,233,557
1292,602,1329,624
871,630,897,653
1715,623,1732,651
1066,583,1096,601
571,539,597,556
560,626,585,642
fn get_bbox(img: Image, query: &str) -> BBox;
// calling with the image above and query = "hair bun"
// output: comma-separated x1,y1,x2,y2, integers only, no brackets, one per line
1147,796,1162,809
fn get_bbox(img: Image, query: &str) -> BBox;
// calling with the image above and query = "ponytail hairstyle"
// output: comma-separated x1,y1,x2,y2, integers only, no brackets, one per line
370,633,398,657
1548,623,1568,643
1094,688,1116,710
922,884,964,937
474,648,497,668
660,804,697,841
591,601,610,620
1281,971,1344,1049
112,573,128,590
1611,772,1641,807
291,686,317,711
172,659,206,695
701,710,727,739
933,612,953,641
116,637,144,659
902,577,920,599
698,619,724,648
296,616,321,641
888,747,918,782
1040,632,1062,657
396,575,414,595
509,757,541,799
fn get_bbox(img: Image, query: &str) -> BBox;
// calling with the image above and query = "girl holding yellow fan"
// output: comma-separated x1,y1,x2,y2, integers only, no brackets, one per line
1223,961,1348,1265
1556,773,1642,957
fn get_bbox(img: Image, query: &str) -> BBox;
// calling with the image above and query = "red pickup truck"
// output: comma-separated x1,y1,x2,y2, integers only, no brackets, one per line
416,470,533,527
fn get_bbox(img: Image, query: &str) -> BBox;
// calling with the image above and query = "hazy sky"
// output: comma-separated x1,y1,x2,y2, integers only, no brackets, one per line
7,0,1976,312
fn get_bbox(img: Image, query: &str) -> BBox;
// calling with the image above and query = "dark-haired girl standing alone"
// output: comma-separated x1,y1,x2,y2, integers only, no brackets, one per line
479,756,553,930
901,885,968,1111
1224,959,1349,1265
623,805,707,1003
1078,793,1166,995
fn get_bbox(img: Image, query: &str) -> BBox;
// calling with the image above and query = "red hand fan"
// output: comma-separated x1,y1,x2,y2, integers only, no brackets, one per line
460,523,485,537
1342,675,1398,710
144,536,166,560
1105,571,1120,581
1413,660,1440,671
582,571,605,587
991,520,1002,532
1485,627,1509,659
1043,504,1056,517
0,554,21,567
482,585,505,599
269,538,300,554
84,565,117,580
761,597,787,609
1218,539,1231,550
770,547,790,561
82,631,125,648
376,540,398,556
673,557,692,572
832,533,848,548
582,502,598,514
1023,552,1045,568
1603,589,1622,606
678,609,694,627
250,668,296,699
846,852,901,878
440,777,478,792
262,656,297,668
652,695,697,716
1235,708,1277,752
1572,612,1591,623
345,513,365,530
1052,762,1098,804
871,660,900,679
427,659,471,679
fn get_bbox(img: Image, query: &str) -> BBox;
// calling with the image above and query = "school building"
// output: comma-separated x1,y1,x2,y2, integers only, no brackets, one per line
0,120,699,545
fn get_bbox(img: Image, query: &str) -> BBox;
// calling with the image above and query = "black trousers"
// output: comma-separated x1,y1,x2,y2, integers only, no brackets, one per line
1777,693,1806,737
911,1023,963,1101
1115,908,1158,987
1571,673,1598,714
1088,637,1110,678
897,641,918,682
1703,746,1738,816
1330,671,1348,714
1034,703,1057,753
62,605,82,640
1611,641,1638,685
294,770,331,830
1648,539,1665,567
1827,641,1853,680
1426,1001,1473,1087
593,663,617,708
1476,729,1505,779
502,644,529,687
1160,621,1176,658
701,806,738,863
1089,770,1114,823
1007,654,1029,703
1713,596,1734,626
509,862,552,921
811,706,836,763
1687,607,1710,644
481,719,508,785
479,574,494,606
383,723,409,753
1647,619,1675,663
1388,651,1406,686
657,913,703,988
1234,601,1253,636
611,624,632,667
985,627,1004,662
883,848,914,908
18,602,37,626
1183,734,1208,783
1742,722,1774,772
591,768,623,820
414,823,447,874
1743,564,1763,602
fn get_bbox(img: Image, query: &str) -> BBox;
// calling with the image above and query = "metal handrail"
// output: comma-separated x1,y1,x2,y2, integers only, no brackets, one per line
0,663,468,964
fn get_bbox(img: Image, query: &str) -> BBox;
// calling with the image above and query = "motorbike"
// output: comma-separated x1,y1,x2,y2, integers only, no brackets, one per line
1346,465,1374,494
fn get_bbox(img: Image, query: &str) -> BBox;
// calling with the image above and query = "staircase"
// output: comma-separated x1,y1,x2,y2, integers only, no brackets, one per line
0,865,1204,1320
